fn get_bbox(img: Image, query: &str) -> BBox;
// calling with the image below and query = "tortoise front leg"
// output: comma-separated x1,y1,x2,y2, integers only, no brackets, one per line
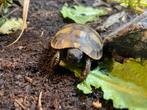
81,58,91,80
50,51,60,69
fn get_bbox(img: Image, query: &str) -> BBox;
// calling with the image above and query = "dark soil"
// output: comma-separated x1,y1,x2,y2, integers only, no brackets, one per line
0,0,128,110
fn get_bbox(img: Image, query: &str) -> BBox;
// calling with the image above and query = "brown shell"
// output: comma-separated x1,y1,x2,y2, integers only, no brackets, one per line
51,24,103,60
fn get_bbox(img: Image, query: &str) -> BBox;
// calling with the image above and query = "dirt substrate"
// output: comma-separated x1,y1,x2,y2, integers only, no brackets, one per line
0,0,125,110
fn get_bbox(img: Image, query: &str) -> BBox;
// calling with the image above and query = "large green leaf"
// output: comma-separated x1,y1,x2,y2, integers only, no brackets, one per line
60,4,107,24
59,57,147,109
77,68,147,109
111,58,147,91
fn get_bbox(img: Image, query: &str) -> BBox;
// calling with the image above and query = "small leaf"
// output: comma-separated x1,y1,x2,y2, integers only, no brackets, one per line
60,3,108,24
2,0,13,14
0,18,23,34
0,17,6,27
112,0,147,8
59,60,81,77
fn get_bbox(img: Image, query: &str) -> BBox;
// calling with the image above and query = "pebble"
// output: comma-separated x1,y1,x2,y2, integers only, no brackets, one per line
25,85,32,94
0,79,4,85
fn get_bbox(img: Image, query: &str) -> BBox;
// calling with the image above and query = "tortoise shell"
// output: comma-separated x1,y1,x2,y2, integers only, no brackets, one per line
51,24,103,60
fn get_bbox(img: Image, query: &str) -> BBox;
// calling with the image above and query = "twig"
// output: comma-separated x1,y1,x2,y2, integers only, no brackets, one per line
104,11,147,43
73,0,81,5
6,0,30,48
24,76,33,83
5,7,19,18
15,99,26,110
39,31,44,38
38,91,43,110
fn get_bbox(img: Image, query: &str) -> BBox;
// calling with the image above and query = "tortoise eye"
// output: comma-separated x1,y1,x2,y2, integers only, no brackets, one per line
68,54,72,58
67,53,74,60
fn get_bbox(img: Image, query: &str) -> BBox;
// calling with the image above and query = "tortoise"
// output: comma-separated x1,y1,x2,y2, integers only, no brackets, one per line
50,23,103,79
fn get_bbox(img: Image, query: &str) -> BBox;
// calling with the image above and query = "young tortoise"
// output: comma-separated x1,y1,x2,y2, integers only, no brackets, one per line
51,23,103,79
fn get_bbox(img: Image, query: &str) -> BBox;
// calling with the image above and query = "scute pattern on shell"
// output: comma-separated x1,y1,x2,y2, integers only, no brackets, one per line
51,23,103,60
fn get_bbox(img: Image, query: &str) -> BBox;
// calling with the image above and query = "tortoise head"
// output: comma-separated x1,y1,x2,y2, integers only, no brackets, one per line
66,48,83,65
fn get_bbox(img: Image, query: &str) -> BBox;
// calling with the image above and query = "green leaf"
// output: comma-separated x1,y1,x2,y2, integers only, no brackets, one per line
60,4,108,24
111,58,147,91
112,0,147,8
59,57,147,109
0,18,23,34
77,81,92,94
77,59,147,109
2,0,13,14
59,60,82,77
0,17,6,27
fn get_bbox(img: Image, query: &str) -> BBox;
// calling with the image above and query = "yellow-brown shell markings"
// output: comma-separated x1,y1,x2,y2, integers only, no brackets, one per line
51,23,103,60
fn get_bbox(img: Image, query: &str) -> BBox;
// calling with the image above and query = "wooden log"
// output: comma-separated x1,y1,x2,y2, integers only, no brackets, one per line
103,11,147,58
104,30,147,58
